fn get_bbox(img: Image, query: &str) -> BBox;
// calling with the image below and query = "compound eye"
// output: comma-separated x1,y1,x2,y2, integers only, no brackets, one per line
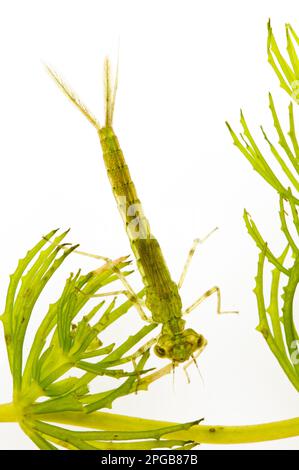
197,335,205,348
154,345,166,357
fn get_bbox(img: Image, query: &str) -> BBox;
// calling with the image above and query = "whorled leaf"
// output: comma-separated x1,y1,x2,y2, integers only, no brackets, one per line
267,21,299,103
0,230,199,449
227,21,299,391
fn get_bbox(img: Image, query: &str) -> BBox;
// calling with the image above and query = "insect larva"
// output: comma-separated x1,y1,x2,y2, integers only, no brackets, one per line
47,58,236,365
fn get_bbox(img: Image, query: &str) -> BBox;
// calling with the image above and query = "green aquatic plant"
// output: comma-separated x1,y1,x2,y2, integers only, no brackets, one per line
0,228,202,449
2,229,299,449
3,21,299,450
227,21,299,391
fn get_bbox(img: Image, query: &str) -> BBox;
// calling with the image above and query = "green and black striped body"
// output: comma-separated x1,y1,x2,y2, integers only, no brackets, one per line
99,127,204,362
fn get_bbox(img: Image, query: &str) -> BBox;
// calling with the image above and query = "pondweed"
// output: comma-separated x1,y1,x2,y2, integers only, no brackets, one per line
227,21,299,391
1,229,299,449
0,228,202,449
2,22,299,449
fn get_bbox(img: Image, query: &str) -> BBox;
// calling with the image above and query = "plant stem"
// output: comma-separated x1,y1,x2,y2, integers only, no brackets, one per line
0,403,18,422
1,402,299,445
38,410,299,445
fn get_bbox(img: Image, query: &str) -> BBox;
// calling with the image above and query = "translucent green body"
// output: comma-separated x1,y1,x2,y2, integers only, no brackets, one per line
99,127,204,362
47,62,205,363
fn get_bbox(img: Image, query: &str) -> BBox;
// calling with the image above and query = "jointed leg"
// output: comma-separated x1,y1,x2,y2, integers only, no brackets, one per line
74,249,150,322
77,287,151,322
77,289,134,299
178,227,218,289
42,235,150,320
183,286,238,315
130,338,157,393
131,337,157,362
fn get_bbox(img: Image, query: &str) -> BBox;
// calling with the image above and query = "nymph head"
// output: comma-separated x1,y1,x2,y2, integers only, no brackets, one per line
154,329,207,363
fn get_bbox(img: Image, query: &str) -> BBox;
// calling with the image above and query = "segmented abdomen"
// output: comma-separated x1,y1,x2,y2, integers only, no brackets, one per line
98,126,182,323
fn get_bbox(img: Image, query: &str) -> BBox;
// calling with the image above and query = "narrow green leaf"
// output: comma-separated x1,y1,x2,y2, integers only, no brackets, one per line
244,210,289,275
288,102,299,158
279,196,299,254
28,395,83,415
281,255,299,375
1,229,59,369
267,20,295,90
20,421,58,450
267,245,289,353
268,93,299,175
31,418,202,442
85,350,150,413
45,377,89,398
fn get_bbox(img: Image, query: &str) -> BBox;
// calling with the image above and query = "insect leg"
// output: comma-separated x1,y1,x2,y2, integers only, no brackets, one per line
42,234,151,321
76,287,151,322
183,286,238,315
76,288,132,298
178,227,218,289
131,338,158,393
75,249,151,322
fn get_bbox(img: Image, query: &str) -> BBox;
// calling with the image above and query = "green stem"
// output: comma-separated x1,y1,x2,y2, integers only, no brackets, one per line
0,403,18,422
38,410,299,445
2,402,299,445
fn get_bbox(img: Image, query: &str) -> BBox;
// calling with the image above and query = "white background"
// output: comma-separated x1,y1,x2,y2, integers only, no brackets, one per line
0,0,299,450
